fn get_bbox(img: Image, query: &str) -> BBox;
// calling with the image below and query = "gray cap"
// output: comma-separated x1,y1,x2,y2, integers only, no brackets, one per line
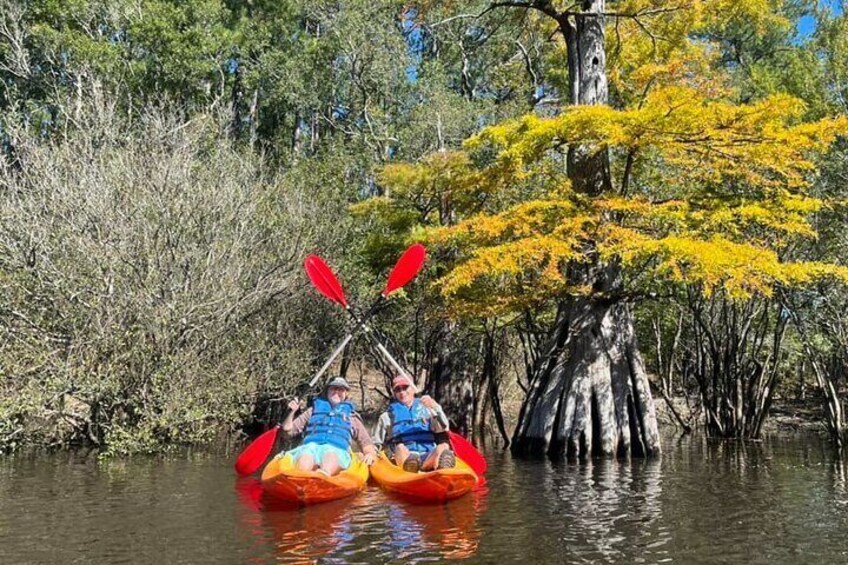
326,377,351,390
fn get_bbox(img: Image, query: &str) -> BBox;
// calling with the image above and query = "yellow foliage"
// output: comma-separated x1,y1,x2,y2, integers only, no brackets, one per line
429,199,583,246
608,0,790,103
361,0,848,318
603,233,848,299
469,87,848,191
420,189,845,308
435,235,584,317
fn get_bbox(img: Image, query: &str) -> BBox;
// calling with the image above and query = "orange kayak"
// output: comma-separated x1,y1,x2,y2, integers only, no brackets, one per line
261,451,368,505
369,452,478,503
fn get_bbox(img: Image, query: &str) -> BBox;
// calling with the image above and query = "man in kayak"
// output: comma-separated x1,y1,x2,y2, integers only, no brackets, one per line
372,374,456,472
282,376,378,476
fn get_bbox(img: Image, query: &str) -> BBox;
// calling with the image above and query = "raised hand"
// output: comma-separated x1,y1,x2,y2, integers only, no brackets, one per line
420,395,437,410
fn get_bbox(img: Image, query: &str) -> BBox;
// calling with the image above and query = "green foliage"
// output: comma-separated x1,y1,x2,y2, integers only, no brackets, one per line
0,0,554,452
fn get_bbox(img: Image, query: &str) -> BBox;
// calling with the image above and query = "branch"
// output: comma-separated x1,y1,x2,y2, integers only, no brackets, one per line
601,4,693,19
0,0,32,80
430,13,485,27
514,40,541,105
485,1,565,21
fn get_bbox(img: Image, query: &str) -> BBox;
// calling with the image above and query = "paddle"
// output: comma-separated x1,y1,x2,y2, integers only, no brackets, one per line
304,244,426,379
383,244,426,296
448,431,488,477
363,333,489,481
233,338,348,477
306,248,489,479
349,329,489,479
303,255,347,308
356,331,489,480
305,243,426,314
234,425,280,476
233,245,427,476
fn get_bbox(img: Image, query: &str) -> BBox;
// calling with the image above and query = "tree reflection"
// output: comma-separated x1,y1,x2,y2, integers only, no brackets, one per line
540,457,666,562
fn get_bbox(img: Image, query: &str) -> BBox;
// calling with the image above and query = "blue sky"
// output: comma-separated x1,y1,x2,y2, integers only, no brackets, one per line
796,0,844,40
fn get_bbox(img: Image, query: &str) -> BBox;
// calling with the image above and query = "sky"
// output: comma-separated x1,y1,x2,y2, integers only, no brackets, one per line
796,0,844,40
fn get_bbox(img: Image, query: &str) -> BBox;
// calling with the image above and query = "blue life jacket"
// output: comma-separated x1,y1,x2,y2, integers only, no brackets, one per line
388,398,436,454
303,397,355,451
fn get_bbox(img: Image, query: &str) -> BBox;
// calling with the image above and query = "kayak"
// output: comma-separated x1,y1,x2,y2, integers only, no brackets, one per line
369,452,478,503
261,451,369,505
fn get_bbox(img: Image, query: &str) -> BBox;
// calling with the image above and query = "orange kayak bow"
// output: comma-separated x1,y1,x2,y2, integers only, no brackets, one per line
261,452,369,505
369,452,478,503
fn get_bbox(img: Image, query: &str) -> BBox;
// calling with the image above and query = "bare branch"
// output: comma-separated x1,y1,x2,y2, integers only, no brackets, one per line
0,0,32,80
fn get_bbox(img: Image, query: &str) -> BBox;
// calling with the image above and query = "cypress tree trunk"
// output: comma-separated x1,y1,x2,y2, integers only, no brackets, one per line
510,0,660,459
426,321,474,435
512,298,660,458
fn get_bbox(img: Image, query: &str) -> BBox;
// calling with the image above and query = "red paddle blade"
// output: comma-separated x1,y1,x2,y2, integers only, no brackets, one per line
449,431,488,477
304,255,348,308
234,426,280,476
383,244,426,297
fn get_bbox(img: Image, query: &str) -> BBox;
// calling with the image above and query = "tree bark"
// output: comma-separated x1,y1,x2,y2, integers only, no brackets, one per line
510,0,660,459
512,298,660,458
426,320,474,435
487,329,512,448
471,324,511,448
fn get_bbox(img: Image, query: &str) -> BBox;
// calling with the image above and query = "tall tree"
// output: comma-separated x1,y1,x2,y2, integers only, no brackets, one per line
369,0,848,459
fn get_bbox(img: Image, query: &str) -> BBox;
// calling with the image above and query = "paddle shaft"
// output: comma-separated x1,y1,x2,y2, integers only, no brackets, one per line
307,333,353,388
305,302,447,428
343,309,450,429
361,324,408,377
305,297,387,390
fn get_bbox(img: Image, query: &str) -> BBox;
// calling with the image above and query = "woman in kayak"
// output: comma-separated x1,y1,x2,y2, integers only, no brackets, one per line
282,376,378,476
372,374,456,473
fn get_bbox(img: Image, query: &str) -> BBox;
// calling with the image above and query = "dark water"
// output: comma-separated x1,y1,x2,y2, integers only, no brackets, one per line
2,433,848,564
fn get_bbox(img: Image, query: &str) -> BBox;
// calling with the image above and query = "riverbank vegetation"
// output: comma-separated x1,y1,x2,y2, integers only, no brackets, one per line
2,0,847,457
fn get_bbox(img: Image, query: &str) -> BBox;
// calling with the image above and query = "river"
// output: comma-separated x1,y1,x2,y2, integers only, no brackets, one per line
2,432,847,563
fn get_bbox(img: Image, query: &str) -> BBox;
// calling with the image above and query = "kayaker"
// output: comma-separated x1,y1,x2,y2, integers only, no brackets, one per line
372,374,456,472
281,376,378,476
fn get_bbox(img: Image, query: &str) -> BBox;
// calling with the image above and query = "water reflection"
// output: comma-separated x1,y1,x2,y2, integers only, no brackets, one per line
234,477,358,564
8,433,848,564
541,458,666,563
234,476,264,513
384,492,486,560
830,457,848,495
233,477,486,563
263,498,353,564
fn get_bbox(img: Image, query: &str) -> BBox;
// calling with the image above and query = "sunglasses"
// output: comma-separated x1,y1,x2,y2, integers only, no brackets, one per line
392,384,410,393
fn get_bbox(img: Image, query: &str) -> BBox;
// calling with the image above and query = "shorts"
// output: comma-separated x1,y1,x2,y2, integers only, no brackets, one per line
287,443,353,469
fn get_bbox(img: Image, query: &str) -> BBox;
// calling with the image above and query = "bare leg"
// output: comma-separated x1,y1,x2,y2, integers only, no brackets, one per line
320,451,342,476
295,453,316,471
421,443,450,471
393,443,410,467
